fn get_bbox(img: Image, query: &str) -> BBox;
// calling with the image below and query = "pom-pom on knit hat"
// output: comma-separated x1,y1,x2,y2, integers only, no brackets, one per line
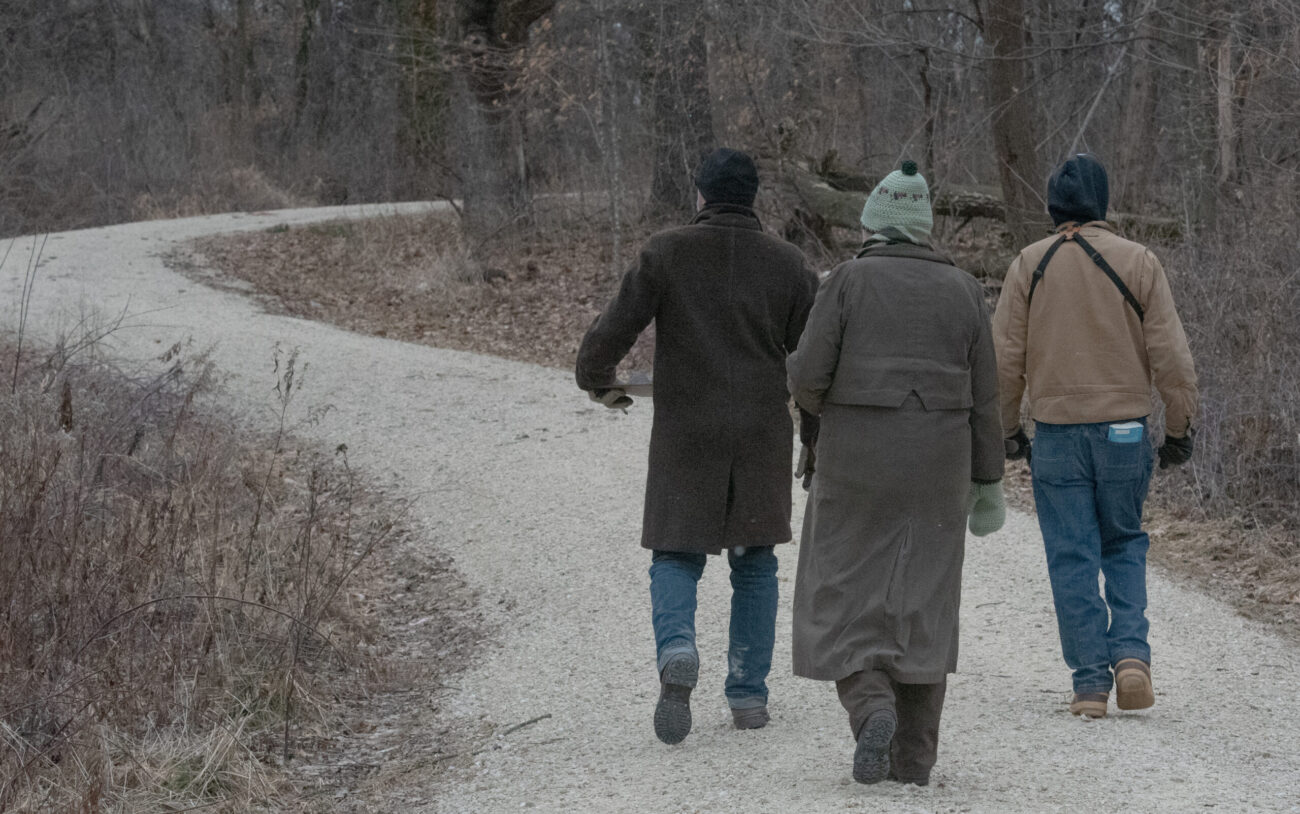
860,160,933,245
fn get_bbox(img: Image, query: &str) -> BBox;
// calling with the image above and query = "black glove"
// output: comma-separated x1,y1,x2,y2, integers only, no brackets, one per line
795,444,816,490
1005,427,1032,463
1158,430,1193,469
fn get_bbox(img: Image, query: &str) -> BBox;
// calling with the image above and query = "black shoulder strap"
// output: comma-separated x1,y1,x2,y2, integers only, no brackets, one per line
1073,234,1145,322
1026,233,1145,323
1026,235,1067,309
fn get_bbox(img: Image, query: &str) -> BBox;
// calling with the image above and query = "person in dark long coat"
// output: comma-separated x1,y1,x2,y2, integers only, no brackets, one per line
576,148,818,745
787,160,1005,785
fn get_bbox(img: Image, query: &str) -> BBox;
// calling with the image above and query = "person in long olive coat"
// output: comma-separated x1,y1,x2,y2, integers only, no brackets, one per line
787,160,1005,786
575,148,818,745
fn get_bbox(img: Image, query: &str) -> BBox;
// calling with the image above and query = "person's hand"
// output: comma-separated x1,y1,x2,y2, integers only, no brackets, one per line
795,444,816,491
967,481,1006,537
589,388,633,410
1158,429,1193,469
1005,427,1032,463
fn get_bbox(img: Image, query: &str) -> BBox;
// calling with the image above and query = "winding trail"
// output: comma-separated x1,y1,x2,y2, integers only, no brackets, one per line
4,207,1298,813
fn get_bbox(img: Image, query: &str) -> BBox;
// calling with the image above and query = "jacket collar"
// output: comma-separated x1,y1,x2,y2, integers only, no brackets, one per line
854,238,956,267
691,203,763,231
1055,220,1114,234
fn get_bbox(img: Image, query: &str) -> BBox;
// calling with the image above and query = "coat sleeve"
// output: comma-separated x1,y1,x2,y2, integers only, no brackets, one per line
968,289,1006,483
991,253,1030,437
1139,251,1198,437
785,263,820,354
786,264,822,440
574,247,660,391
786,269,846,416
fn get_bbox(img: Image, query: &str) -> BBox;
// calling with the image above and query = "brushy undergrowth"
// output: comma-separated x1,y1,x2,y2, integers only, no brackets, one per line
1143,213,1300,618
0,336,397,812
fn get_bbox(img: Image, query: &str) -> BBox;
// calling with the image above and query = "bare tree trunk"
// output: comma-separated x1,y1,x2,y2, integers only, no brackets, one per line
918,47,936,174
985,0,1047,246
394,0,450,196
1214,35,1236,188
644,0,715,218
453,0,555,239
593,0,624,273
1114,3,1159,212
232,0,258,147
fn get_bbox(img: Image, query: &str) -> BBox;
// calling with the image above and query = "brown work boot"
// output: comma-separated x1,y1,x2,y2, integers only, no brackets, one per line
1114,659,1155,710
1069,692,1109,718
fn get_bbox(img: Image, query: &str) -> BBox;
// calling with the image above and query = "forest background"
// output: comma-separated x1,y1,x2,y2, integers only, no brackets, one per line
3,1,1299,808
4,0,1299,579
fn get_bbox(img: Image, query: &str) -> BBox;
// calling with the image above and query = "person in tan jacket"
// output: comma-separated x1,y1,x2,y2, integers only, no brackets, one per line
992,154,1198,719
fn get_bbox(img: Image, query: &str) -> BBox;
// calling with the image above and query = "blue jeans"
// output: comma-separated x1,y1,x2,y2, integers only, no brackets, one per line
1032,420,1154,694
649,547,778,710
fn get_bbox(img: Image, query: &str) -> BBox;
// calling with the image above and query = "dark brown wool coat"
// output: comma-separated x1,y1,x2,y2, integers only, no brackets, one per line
576,205,818,555
786,242,1003,682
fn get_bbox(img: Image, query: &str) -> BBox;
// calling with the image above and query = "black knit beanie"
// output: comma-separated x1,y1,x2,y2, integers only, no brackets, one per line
694,148,759,207
1048,154,1109,226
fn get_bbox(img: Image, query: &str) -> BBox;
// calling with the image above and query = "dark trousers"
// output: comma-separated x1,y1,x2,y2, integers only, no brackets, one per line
835,669,946,784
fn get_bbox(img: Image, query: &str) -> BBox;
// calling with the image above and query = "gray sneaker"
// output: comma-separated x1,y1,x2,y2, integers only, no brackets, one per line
654,652,698,745
852,708,897,784
731,706,770,730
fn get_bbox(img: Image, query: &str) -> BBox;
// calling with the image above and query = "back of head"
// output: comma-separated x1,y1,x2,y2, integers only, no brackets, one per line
694,148,759,207
1048,154,1109,226
859,159,933,245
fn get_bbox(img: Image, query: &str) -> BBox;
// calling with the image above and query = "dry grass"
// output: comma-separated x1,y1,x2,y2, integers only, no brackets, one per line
1143,217,1300,634
0,333,407,811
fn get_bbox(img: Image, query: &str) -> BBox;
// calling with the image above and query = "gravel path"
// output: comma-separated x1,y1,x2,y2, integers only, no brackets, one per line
4,208,1298,814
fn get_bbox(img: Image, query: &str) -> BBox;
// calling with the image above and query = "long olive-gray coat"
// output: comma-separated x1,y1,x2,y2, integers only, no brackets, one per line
786,242,1003,682
576,205,818,555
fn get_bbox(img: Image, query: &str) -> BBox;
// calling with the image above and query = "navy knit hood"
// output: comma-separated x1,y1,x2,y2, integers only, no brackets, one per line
1048,154,1109,226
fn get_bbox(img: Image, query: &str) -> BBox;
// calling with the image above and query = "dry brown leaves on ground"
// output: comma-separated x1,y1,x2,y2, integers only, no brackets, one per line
188,213,654,372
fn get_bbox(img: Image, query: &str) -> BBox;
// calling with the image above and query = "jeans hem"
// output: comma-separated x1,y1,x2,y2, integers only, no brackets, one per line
726,695,768,710
1111,653,1150,666
656,644,697,675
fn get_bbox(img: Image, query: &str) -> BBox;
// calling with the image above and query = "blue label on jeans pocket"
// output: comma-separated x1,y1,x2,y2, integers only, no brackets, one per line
1108,421,1143,443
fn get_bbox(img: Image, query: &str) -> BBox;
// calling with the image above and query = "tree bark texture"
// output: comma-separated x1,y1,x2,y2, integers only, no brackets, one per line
643,0,715,218
985,0,1048,247
1113,3,1159,213
454,0,555,239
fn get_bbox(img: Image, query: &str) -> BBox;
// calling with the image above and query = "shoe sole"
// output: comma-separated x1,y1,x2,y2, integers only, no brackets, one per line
654,655,698,745
852,711,896,784
1115,665,1155,710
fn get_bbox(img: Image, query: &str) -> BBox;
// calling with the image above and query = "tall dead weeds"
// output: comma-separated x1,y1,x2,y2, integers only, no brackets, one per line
0,333,398,811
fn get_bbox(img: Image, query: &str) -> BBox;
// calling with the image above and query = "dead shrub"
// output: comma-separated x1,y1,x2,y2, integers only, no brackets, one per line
130,166,301,222
0,337,396,811
1162,217,1300,528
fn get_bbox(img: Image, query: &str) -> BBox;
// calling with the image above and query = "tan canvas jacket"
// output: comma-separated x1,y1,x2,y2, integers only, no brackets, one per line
992,222,1198,437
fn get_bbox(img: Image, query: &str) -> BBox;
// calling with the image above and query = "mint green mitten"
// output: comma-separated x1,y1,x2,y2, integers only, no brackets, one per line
967,481,1006,537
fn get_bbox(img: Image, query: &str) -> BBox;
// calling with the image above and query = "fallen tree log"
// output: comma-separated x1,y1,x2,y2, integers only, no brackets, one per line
764,158,1182,243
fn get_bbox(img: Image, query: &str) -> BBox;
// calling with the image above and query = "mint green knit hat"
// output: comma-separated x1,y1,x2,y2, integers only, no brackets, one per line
860,160,933,245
